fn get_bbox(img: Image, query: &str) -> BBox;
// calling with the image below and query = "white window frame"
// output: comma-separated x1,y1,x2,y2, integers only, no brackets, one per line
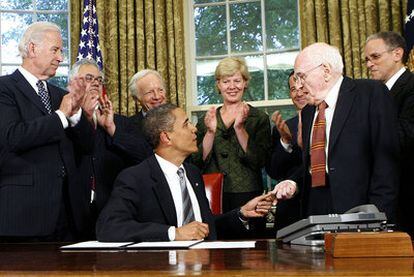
184,0,301,116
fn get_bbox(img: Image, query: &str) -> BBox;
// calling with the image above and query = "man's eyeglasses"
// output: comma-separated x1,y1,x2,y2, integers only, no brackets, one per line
84,74,104,85
294,64,323,84
365,49,394,63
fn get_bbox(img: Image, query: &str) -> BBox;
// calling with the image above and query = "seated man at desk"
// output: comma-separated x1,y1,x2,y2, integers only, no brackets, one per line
96,104,280,241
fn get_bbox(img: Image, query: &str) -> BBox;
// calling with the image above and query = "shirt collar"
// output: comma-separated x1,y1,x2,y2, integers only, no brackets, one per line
385,67,406,90
18,66,47,93
155,153,183,177
323,75,343,110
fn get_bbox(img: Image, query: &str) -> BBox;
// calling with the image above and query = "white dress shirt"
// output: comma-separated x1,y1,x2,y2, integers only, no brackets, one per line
310,76,343,172
385,67,406,90
155,154,202,241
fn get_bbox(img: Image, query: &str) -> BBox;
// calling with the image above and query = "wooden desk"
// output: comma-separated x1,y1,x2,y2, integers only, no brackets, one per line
0,240,413,276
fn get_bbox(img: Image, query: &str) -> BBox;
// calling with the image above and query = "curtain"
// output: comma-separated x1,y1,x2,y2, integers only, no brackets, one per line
299,0,407,78
70,0,186,115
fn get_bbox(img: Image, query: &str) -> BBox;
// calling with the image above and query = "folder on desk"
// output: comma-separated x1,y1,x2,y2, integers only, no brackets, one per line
60,241,133,250
126,240,203,249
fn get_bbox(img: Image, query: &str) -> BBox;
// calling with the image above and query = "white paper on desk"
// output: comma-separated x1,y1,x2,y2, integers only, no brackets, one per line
60,241,133,249
190,241,256,249
127,240,203,249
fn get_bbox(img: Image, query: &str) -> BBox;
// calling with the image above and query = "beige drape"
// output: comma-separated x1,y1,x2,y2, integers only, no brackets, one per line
70,0,186,115
299,0,407,78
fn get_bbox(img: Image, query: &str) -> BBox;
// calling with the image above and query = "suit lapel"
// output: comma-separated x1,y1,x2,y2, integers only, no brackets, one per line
11,70,50,114
148,156,178,227
328,77,356,153
301,105,315,163
47,83,64,111
389,70,410,98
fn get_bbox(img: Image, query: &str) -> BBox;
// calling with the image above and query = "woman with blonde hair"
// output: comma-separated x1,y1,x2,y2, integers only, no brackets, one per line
193,57,271,213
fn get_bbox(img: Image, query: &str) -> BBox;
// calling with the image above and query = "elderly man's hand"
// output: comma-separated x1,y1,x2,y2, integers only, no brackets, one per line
271,180,297,205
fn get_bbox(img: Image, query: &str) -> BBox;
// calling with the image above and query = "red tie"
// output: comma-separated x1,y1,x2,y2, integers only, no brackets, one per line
311,101,328,187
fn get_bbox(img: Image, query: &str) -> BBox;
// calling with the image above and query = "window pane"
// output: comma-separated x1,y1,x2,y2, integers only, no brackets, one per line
244,55,264,101
195,5,227,56
260,106,296,122
1,13,32,63
1,65,18,75
37,13,69,63
0,0,33,10
196,58,221,105
265,0,299,50
35,0,67,10
48,66,68,89
267,51,297,100
194,0,221,4
230,1,262,53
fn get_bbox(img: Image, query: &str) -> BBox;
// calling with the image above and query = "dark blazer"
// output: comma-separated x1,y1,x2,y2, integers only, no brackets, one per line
266,116,302,180
296,77,399,221
389,69,414,235
0,70,95,237
96,155,245,242
265,116,302,229
80,114,152,215
127,111,145,134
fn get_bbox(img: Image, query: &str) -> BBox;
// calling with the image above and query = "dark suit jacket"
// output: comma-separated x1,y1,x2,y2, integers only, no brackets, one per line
389,69,414,235
266,116,302,180
96,155,246,242
295,77,399,222
265,116,302,229
127,111,145,134
0,70,95,237
80,114,152,216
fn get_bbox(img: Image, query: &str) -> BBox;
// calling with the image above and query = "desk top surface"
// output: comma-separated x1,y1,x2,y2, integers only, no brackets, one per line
0,240,413,276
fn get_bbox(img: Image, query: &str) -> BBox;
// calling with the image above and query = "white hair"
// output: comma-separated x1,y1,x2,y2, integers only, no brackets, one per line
69,58,103,81
128,69,164,99
302,42,344,74
18,22,61,58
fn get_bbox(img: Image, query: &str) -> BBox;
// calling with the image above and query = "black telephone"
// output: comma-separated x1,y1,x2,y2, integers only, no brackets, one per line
276,204,388,246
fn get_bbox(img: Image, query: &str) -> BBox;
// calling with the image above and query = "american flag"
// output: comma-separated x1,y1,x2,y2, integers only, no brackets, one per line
405,0,414,70
76,0,103,70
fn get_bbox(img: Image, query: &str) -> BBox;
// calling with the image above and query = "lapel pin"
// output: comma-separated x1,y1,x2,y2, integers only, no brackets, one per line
195,183,199,187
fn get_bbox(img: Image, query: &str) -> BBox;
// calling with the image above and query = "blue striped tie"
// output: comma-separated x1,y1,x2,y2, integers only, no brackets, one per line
177,168,195,225
36,80,52,113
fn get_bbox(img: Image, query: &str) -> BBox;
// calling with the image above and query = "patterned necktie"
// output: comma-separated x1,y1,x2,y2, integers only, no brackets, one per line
311,101,328,187
177,168,195,225
36,80,52,113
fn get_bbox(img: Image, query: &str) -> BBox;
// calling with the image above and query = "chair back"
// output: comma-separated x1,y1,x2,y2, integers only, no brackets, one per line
202,173,224,215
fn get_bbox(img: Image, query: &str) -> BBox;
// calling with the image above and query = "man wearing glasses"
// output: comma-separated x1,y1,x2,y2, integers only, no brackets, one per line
365,31,414,237
71,59,152,239
272,42,399,223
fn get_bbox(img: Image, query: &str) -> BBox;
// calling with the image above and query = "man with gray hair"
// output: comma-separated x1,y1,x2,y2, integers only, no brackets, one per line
128,69,167,131
97,104,275,242
0,22,95,241
273,42,399,222
69,59,153,238
365,31,414,236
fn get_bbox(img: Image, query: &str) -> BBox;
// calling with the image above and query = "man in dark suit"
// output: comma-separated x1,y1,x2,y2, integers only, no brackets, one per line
127,69,168,132
72,59,152,238
96,104,276,242
266,71,307,229
273,42,399,222
0,22,95,241
365,31,414,236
